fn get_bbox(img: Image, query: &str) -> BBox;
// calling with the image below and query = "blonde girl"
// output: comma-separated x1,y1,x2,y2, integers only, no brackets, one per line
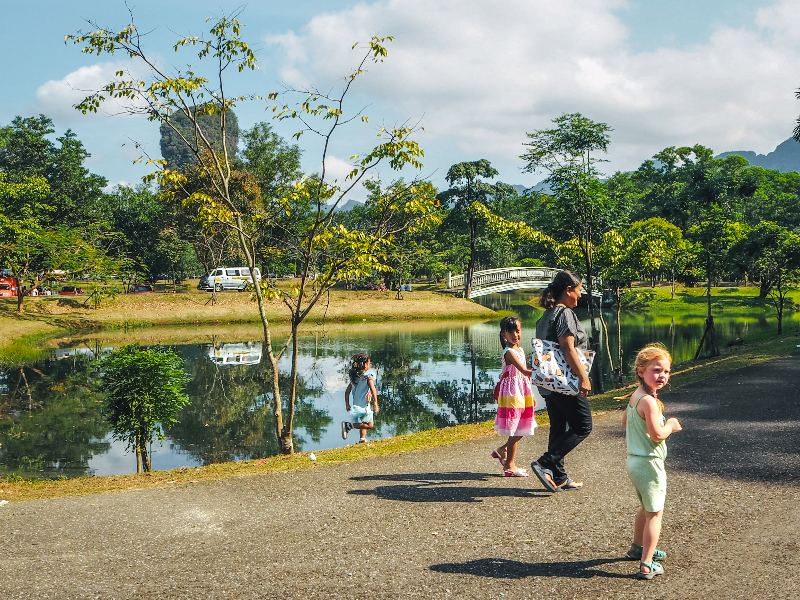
492,315,536,477
622,345,683,580
342,352,379,444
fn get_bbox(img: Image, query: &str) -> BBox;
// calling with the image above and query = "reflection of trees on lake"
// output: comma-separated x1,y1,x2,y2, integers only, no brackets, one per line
166,344,329,463
367,328,496,435
0,352,111,478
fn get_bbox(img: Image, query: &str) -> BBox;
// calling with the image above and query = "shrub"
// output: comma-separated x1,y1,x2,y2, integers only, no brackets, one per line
619,289,656,310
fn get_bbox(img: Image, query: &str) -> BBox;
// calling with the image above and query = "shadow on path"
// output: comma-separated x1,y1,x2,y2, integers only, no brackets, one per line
349,471,551,502
430,557,631,579
664,356,800,483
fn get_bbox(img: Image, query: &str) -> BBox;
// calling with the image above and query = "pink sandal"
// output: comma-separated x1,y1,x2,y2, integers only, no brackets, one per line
504,468,529,477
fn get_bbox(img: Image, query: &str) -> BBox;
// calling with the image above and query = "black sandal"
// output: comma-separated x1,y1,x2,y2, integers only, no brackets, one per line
531,461,558,492
556,478,583,491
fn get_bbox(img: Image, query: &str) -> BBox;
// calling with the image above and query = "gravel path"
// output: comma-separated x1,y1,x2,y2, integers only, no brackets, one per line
1,356,799,599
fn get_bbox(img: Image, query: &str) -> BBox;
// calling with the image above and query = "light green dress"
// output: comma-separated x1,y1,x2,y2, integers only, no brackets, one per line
625,392,667,513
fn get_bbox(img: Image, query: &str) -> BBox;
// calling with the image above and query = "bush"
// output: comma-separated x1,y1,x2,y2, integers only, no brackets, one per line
619,289,656,310
346,276,388,291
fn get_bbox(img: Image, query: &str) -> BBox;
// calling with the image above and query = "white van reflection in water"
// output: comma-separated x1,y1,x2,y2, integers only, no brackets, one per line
206,342,263,366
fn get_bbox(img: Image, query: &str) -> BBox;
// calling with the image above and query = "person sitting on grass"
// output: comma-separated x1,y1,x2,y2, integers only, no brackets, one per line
341,352,379,444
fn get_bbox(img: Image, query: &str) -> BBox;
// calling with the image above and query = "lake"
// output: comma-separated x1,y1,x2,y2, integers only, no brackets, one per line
0,291,793,478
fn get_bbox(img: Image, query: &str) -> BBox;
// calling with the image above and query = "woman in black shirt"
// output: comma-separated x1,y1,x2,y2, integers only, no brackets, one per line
531,270,593,491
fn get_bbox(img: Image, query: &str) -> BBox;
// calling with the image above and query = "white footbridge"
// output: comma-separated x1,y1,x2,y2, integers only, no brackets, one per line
446,267,602,300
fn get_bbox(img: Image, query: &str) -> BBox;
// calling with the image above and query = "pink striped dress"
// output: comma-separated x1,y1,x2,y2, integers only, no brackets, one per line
494,347,537,436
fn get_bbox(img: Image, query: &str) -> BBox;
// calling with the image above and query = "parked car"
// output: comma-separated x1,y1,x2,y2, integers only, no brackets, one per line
199,267,261,292
128,283,154,294
0,277,17,297
59,286,83,295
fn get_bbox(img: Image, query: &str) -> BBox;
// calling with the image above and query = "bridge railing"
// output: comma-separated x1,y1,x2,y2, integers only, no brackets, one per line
447,267,602,298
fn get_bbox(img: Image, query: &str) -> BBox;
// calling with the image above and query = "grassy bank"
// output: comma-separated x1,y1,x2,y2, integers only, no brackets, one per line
2,328,797,503
0,288,495,348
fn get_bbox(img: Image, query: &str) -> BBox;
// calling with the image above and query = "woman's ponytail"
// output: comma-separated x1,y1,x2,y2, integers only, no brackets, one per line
539,283,555,309
539,271,581,308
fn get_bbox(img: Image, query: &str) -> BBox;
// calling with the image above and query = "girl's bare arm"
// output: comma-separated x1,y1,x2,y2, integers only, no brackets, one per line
559,334,591,396
503,349,533,377
638,396,682,441
344,383,352,412
368,377,379,414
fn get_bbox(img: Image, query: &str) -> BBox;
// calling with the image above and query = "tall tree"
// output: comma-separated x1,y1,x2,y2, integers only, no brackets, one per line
70,14,439,455
0,115,109,227
731,222,800,334
521,113,616,348
101,345,191,472
438,160,514,299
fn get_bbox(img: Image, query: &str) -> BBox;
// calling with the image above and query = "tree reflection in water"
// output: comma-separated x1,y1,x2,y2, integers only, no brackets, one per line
166,340,331,464
0,345,111,479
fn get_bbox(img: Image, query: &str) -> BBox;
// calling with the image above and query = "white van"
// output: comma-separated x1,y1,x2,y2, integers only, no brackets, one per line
201,266,261,292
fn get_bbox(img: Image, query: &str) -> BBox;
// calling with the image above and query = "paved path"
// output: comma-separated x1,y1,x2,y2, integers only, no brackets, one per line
2,356,799,599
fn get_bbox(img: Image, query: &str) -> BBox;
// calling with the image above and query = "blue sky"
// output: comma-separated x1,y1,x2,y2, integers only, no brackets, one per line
1,0,796,197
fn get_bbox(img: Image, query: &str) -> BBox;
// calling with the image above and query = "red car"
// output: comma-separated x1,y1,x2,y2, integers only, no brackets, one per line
128,284,155,294
59,286,84,295
0,277,17,297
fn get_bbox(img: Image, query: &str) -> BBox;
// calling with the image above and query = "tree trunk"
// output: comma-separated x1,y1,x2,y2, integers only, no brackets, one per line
759,279,772,299
695,275,719,358
464,215,477,300
14,276,25,313
279,323,301,455
139,426,151,472
777,294,784,335
616,291,623,386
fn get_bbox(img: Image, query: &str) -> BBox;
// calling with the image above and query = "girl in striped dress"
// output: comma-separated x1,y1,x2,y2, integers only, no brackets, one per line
492,316,537,477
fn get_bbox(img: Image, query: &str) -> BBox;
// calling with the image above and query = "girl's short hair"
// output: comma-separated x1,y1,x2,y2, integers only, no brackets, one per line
539,270,582,309
499,315,521,349
634,344,671,413
349,352,370,384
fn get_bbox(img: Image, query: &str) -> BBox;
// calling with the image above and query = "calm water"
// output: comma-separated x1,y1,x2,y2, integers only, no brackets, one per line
0,292,795,478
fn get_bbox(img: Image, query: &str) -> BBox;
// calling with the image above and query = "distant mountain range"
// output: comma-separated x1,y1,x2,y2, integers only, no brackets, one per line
333,198,365,212
716,138,800,172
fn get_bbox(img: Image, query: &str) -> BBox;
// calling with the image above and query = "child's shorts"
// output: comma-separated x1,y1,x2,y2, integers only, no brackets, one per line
348,404,374,424
625,455,666,513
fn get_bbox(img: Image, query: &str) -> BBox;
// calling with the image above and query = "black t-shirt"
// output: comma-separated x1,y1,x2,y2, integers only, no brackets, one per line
535,306,588,350
534,306,588,396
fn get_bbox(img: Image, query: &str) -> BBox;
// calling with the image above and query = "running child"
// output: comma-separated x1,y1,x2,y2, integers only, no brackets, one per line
622,344,683,580
342,352,379,444
492,315,536,477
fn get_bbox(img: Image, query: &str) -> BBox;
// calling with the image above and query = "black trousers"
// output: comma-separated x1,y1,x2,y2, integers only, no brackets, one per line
536,391,593,485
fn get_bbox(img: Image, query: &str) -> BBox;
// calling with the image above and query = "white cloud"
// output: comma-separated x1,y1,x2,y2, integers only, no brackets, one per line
35,61,146,121
267,0,800,175
323,155,375,202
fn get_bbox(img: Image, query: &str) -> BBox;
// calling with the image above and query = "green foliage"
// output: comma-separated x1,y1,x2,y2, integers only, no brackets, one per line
101,345,190,471
0,115,109,227
619,289,657,310
730,221,800,333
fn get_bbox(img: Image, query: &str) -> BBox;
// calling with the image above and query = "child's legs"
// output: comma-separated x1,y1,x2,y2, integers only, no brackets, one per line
641,509,664,568
633,507,647,547
352,421,373,439
503,436,523,470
